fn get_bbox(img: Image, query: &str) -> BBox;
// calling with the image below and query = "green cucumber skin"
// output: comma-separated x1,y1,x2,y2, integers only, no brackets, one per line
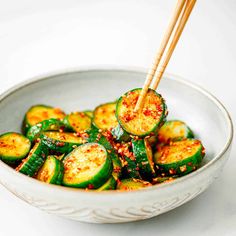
26,119,65,142
111,124,131,142
123,156,141,179
116,88,168,137
62,115,74,132
49,156,64,185
97,176,117,191
18,142,48,177
22,104,54,135
155,144,204,176
62,144,113,189
83,110,93,119
0,132,31,164
86,128,122,179
152,176,178,184
111,155,122,180
40,133,83,154
63,113,91,132
132,139,156,179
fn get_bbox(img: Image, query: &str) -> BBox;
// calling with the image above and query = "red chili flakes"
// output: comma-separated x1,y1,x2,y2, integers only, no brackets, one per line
113,142,134,160
0,142,9,148
86,149,91,153
15,162,23,171
143,108,152,116
40,169,49,182
122,113,135,122
57,142,65,147
102,130,114,143
180,165,187,172
87,184,94,189
101,109,106,114
42,111,49,118
202,147,206,155
60,134,66,141
114,166,121,173
101,119,107,124
169,169,176,175
122,100,129,108
82,132,89,139
75,131,89,139
54,108,65,115
116,179,122,185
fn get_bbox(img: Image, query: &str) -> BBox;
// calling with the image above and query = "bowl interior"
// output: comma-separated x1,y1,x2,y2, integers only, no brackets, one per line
0,69,231,168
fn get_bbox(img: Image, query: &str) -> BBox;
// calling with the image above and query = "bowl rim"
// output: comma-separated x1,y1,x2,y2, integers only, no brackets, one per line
0,65,234,196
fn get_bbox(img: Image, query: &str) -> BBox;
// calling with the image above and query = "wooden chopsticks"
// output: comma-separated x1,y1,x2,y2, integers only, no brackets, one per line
134,0,196,112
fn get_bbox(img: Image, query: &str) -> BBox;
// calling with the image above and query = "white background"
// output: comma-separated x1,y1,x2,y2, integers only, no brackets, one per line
0,0,235,235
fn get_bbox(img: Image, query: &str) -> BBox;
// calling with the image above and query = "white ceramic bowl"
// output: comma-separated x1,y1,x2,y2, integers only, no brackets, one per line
0,67,233,223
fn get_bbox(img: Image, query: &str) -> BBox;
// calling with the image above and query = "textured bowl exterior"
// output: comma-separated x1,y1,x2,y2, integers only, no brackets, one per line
0,67,233,223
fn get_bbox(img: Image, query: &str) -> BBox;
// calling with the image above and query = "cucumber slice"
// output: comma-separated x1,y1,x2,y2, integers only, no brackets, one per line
154,139,205,176
147,135,158,147
57,153,66,161
83,110,93,119
86,128,122,180
41,131,86,154
0,132,31,164
114,141,141,179
111,154,122,180
62,143,113,189
116,88,167,137
26,118,65,142
16,141,48,177
158,120,194,143
36,155,64,185
117,178,152,191
97,176,117,191
63,112,91,133
121,155,141,179
93,102,118,131
132,138,156,179
23,105,65,134
111,124,131,142
152,176,177,184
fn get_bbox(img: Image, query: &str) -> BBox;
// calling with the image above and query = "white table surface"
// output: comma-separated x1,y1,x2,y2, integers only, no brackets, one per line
0,0,235,235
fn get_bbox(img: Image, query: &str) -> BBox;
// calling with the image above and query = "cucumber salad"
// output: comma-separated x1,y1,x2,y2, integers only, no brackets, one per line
0,88,205,191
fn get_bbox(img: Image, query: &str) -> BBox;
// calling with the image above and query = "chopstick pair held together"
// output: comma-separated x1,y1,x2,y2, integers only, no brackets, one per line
134,0,197,112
